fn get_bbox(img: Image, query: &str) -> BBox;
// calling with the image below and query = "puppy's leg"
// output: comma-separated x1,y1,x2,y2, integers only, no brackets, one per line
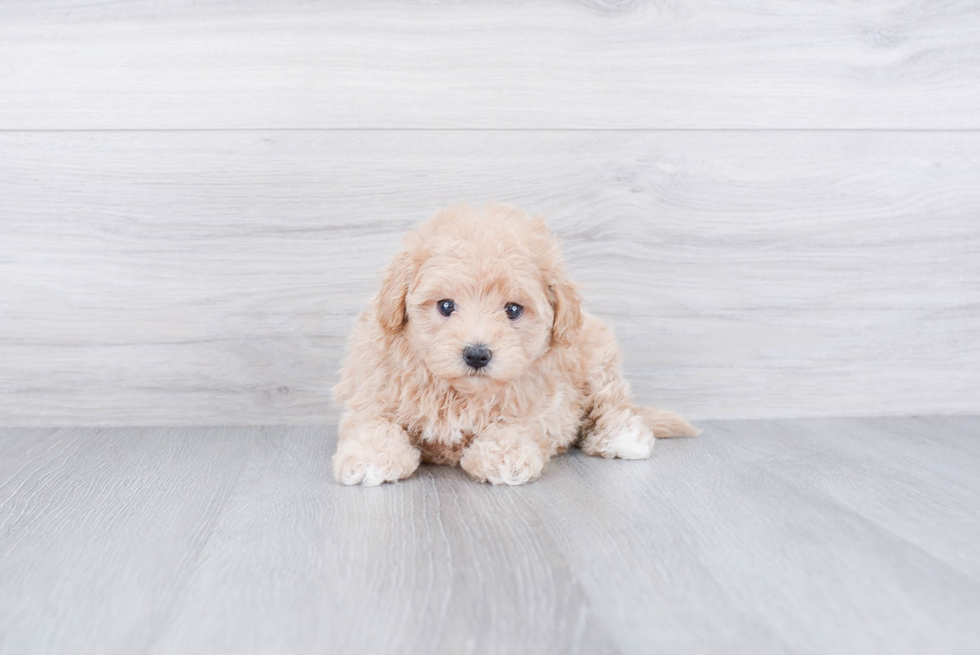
332,416,421,486
460,424,549,486
579,355,697,460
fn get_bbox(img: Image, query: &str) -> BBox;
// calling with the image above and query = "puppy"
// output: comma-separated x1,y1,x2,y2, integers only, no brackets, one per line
332,204,697,486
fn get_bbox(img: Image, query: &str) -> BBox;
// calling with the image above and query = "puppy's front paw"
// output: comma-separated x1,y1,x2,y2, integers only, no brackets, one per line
460,432,546,485
581,413,655,460
332,431,421,486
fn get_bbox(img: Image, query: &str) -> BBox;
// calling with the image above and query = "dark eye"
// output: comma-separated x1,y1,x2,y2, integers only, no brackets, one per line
437,299,456,317
504,303,524,320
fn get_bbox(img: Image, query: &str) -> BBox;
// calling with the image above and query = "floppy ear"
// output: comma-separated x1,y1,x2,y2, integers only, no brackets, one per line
549,268,583,346
375,250,415,333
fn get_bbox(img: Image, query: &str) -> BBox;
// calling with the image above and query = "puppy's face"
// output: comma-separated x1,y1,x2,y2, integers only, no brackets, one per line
404,250,553,392
376,206,582,396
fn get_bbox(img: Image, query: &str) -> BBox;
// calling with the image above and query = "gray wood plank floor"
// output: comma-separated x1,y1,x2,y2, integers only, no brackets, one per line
1,418,978,654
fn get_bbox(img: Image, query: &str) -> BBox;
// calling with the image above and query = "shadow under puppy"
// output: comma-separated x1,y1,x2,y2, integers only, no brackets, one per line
333,204,697,486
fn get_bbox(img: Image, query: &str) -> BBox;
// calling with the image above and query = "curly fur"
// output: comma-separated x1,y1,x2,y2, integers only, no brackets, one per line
332,204,697,486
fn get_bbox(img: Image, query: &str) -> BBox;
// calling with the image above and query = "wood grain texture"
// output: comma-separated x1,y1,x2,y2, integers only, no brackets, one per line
711,416,980,579
1,418,979,654
0,427,254,654
526,419,980,654
2,0,980,129
2,130,979,425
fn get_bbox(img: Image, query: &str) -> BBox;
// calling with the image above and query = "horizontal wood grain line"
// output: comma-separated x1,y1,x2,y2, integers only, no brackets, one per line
5,128,980,134
2,0,979,130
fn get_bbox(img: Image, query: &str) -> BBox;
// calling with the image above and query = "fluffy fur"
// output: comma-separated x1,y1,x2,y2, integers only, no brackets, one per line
332,204,697,486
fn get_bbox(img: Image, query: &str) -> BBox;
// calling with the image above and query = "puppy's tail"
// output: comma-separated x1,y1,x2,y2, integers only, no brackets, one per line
637,406,701,438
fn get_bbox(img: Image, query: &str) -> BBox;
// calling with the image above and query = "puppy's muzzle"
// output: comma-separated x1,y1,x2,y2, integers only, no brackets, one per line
462,344,492,370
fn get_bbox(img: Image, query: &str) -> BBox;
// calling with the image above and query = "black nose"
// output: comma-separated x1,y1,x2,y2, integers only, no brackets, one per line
462,344,492,370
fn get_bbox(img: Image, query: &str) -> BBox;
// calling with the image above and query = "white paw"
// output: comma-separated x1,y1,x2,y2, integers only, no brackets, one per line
460,434,545,486
601,416,655,460
332,437,420,486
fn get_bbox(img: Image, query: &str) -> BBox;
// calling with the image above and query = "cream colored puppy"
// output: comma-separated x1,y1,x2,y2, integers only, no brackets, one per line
333,204,696,486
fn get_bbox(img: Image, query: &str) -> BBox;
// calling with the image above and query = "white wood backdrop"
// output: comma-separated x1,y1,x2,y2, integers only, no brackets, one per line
1,1,978,425
3,0,980,129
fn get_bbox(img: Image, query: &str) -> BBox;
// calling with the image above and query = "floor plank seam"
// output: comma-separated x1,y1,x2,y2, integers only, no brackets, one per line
141,435,254,655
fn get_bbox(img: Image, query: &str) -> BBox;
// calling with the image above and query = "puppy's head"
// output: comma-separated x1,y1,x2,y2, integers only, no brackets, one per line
375,204,582,395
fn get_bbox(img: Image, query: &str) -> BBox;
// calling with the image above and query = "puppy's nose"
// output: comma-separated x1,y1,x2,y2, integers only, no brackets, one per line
462,344,492,370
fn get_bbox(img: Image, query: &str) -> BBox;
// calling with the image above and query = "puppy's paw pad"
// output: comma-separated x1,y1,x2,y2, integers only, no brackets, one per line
332,442,420,486
460,438,544,486
601,417,655,460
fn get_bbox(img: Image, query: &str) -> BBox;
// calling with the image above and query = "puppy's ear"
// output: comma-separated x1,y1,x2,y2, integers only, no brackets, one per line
549,268,583,346
375,250,415,333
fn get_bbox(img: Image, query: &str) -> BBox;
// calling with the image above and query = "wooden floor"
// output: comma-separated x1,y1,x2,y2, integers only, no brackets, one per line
1,417,978,654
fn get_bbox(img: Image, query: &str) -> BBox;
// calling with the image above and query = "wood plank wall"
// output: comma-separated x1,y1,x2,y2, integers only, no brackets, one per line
1,1,978,425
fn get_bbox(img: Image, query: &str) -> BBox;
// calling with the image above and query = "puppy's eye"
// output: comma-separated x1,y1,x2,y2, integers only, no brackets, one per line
504,303,524,320
437,299,456,317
